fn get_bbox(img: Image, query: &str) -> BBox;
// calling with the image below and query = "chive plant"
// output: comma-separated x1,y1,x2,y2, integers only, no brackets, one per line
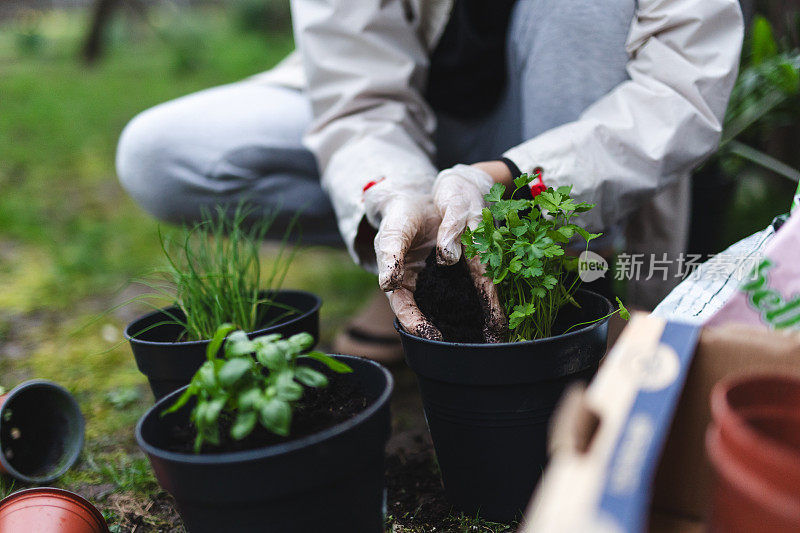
462,174,627,341
155,204,297,341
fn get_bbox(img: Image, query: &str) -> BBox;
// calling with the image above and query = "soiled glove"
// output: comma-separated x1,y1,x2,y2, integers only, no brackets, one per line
432,164,507,342
432,164,496,265
364,179,443,341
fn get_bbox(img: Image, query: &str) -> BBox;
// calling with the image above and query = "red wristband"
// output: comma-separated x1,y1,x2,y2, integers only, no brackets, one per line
362,177,386,194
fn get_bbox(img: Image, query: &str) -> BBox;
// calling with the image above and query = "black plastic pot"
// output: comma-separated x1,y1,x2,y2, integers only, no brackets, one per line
396,288,611,522
125,289,321,400
136,355,393,533
0,380,85,483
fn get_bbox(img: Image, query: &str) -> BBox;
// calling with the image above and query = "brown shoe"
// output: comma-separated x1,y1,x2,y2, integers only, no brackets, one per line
332,290,404,365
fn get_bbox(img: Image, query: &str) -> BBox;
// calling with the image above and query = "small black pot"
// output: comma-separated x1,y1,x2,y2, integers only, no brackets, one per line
125,290,321,400
136,355,393,533
0,380,85,483
396,288,611,522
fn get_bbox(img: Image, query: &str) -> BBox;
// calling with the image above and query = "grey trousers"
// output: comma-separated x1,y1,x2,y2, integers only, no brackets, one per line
116,0,686,306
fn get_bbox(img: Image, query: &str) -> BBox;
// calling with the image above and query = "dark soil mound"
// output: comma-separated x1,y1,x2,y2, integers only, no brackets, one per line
163,369,368,453
414,251,486,343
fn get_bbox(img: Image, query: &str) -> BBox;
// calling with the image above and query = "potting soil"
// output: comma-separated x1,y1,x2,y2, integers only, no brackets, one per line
414,251,486,343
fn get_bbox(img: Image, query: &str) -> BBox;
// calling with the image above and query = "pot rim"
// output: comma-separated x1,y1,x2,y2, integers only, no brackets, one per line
710,373,800,483
135,354,393,464
124,289,321,347
0,380,85,484
706,423,800,522
394,288,612,347
0,487,109,532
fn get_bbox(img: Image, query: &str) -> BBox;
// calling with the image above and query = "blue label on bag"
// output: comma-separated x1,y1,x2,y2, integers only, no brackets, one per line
596,321,701,532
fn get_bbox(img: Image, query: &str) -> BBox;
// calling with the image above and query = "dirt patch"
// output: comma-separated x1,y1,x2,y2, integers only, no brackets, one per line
106,491,184,532
414,252,486,343
385,429,516,532
162,370,369,454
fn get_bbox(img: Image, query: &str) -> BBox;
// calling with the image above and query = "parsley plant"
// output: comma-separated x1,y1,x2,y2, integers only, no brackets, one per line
462,174,626,341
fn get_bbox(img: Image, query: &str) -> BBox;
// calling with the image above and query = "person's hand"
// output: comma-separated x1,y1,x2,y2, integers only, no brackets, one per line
364,180,443,341
432,163,509,342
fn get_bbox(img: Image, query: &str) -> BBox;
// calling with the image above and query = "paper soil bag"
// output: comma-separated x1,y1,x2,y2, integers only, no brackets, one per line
519,315,800,533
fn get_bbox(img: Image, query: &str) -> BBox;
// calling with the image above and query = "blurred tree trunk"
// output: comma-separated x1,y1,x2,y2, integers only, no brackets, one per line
82,0,121,64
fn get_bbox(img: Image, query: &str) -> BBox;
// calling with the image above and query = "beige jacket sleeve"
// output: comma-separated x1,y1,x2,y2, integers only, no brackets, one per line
503,0,744,231
292,0,442,269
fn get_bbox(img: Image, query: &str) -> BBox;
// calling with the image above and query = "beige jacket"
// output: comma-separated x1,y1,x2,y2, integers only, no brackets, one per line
261,0,743,305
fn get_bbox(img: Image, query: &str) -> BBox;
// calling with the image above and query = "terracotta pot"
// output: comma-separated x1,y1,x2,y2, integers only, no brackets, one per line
0,487,108,532
706,374,800,533
0,380,85,483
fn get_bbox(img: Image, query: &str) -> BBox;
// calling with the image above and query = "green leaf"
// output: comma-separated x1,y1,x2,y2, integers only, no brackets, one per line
231,411,258,440
202,398,226,425
521,264,543,278
196,361,217,390
766,61,800,94
253,333,282,345
574,227,602,242
511,225,527,237
508,313,524,330
488,251,503,269
542,275,558,290
287,332,314,353
275,372,304,401
162,385,194,415
260,399,291,436
255,343,286,370
484,183,505,204
481,207,494,227
302,352,353,373
558,226,575,240
225,330,255,357
515,302,536,317
218,358,253,387
508,302,535,330
493,267,509,284
751,16,778,65
238,388,263,410
616,297,631,321
295,367,328,388
206,323,236,361
514,174,534,188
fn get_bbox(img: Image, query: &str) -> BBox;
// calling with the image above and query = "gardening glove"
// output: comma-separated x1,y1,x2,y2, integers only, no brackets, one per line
433,164,507,342
433,164,495,265
364,179,443,341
